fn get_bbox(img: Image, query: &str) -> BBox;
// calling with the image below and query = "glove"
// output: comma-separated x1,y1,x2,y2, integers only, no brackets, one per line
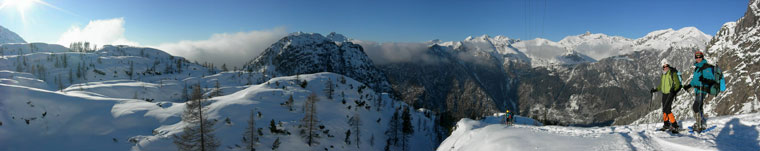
699,77,716,85
684,84,692,90
650,88,657,93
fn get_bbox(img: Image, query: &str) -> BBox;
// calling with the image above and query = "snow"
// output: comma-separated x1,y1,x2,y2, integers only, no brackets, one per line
0,25,26,44
0,72,440,151
0,31,441,150
438,113,760,151
436,27,710,68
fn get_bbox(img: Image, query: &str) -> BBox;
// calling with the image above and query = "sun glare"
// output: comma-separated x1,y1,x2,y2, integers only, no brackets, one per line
0,0,58,23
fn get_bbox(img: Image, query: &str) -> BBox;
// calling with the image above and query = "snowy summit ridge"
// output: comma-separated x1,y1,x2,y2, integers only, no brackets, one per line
0,25,26,44
244,32,393,93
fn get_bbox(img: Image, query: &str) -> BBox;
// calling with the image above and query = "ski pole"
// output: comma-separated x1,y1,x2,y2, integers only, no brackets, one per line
649,91,654,130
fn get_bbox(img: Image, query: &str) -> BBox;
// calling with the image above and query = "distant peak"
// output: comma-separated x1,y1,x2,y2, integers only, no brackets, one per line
464,34,491,41
0,25,27,44
326,32,348,42
675,26,705,35
478,34,490,40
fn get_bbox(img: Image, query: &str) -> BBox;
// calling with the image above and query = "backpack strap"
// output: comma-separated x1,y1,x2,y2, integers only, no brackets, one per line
668,67,680,91
698,63,713,72
696,63,719,86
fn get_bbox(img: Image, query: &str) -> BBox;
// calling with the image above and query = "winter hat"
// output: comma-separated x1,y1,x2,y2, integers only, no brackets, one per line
695,51,705,58
661,59,669,67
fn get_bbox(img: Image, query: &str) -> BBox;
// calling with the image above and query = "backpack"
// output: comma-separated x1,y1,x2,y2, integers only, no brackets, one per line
669,67,683,93
698,63,726,95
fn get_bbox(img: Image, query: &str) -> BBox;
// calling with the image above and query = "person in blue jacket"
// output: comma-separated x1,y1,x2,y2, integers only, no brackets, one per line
683,51,716,133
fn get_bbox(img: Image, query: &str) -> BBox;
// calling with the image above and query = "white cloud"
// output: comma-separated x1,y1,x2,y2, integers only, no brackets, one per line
353,40,442,64
154,27,287,68
56,17,138,47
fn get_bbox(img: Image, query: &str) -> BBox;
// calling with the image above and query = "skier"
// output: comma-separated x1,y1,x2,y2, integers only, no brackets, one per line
682,51,716,133
505,109,513,125
649,59,681,132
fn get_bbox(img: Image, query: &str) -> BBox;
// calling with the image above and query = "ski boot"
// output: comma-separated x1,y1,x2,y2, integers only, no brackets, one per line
693,113,705,133
669,122,680,134
658,121,670,131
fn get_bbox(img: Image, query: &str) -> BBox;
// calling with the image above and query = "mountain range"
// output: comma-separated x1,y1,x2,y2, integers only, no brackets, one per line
1,1,759,149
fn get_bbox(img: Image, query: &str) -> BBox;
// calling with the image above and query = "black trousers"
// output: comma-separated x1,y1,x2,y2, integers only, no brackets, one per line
661,92,676,114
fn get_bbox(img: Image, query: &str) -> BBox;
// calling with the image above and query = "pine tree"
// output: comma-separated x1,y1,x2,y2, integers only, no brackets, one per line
62,53,67,67
285,95,294,111
68,69,73,84
56,75,64,91
177,59,183,73
242,110,258,151
128,61,134,79
213,80,222,97
324,78,334,100
300,93,320,146
76,63,82,78
401,107,414,151
349,113,362,148
271,137,280,150
221,64,228,72
182,82,189,101
375,93,383,111
370,134,375,147
386,110,400,148
173,84,220,151
345,130,351,144
84,42,90,52
268,119,280,134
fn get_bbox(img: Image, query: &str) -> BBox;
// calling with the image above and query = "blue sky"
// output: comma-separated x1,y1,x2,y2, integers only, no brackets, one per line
0,0,748,45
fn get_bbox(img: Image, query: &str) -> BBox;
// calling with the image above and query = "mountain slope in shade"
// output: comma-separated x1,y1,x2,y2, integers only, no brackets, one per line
0,25,26,44
243,32,392,93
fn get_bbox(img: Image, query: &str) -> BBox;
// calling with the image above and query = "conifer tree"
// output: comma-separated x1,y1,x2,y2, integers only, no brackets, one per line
242,110,258,151
300,93,320,146
173,84,220,151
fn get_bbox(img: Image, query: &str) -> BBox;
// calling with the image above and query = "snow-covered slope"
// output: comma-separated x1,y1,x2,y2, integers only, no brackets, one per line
439,113,760,151
0,25,26,44
1,72,441,151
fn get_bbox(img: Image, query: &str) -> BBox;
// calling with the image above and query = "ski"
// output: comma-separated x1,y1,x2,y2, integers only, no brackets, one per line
688,125,717,134
655,127,685,134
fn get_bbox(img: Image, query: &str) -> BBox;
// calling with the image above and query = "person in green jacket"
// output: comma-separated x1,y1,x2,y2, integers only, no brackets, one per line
650,59,681,132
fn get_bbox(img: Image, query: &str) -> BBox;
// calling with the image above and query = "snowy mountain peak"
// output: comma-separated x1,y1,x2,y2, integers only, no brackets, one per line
0,25,26,44
476,34,490,40
464,36,474,41
463,34,493,41
244,32,392,92
635,27,711,51
492,35,509,41
326,32,348,42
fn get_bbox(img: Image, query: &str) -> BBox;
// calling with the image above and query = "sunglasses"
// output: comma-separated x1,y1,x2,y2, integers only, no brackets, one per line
695,56,703,59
